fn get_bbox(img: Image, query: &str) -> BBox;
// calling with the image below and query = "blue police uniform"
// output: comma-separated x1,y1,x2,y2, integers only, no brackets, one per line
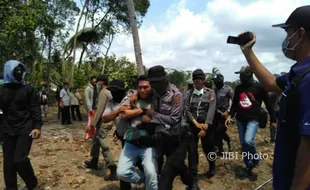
274,56,310,190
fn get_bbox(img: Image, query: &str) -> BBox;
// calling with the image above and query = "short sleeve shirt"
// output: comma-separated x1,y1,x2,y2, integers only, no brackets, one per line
273,56,310,190
60,88,71,106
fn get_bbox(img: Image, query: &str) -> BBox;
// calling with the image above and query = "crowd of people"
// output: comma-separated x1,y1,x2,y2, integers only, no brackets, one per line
0,5,310,190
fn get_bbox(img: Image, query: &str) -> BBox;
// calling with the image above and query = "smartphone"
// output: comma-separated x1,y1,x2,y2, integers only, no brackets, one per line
226,32,253,45
227,36,239,44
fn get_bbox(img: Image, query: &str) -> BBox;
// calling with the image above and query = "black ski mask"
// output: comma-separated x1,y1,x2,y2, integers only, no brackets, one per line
110,89,126,103
240,73,254,85
13,65,24,82
150,79,168,96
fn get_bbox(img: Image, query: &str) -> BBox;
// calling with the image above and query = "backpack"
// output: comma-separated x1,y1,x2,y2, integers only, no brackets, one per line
282,67,310,127
258,108,268,128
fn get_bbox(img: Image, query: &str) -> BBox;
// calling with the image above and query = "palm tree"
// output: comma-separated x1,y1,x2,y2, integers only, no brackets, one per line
205,67,220,80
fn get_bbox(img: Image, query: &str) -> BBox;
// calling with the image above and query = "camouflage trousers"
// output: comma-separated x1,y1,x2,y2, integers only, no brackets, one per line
90,120,116,167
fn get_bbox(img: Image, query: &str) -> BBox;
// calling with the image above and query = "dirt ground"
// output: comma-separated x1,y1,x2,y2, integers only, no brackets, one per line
0,108,275,190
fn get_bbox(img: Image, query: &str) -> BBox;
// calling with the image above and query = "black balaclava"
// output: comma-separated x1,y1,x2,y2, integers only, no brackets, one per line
110,88,126,103
151,79,168,96
240,73,254,85
214,74,224,89
13,64,24,82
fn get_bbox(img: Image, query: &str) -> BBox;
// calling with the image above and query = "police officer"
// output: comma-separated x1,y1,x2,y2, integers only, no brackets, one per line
237,5,310,189
138,65,193,190
185,69,216,189
213,74,233,154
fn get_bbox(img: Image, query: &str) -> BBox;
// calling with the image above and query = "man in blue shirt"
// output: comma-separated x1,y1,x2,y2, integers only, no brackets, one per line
236,5,310,190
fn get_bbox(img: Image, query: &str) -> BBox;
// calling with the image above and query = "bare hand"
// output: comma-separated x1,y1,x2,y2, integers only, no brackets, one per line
225,116,232,128
193,120,202,130
30,129,41,139
146,109,154,117
198,130,206,137
142,115,151,123
223,111,229,119
271,122,277,128
200,124,208,131
86,125,93,132
239,31,256,53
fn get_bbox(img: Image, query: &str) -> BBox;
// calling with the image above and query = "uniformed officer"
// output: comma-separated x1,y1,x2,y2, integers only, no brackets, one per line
137,65,193,190
185,69,216,189
213,74,233,154
237,5,310,189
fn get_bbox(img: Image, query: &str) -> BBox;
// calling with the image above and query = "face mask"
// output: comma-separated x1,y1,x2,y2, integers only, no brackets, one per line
111,90,126,103
193,88,204,96
13,67,24,82
151,79,168,95
214,81,224,89
240,74,253,85
282,30,301,60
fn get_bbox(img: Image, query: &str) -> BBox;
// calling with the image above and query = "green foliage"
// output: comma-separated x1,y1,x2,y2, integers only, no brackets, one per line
74,55,138,89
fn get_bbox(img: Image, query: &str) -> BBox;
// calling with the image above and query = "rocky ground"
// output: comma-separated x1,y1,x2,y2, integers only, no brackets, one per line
0,107,274,190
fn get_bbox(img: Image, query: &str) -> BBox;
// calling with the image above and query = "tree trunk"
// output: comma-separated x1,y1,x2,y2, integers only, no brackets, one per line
47,35,52,101
78,45,87,69
127,0,144,76
71,0,88,86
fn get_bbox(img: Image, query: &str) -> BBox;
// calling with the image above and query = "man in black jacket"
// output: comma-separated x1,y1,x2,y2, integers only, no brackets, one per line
225,66,276,181
0,60,42,190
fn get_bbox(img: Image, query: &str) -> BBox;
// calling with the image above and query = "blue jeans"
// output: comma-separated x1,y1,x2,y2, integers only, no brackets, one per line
117,142,158,190
237,120,259,168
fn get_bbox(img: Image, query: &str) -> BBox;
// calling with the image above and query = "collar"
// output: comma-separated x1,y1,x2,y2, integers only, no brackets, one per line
291,56,310,75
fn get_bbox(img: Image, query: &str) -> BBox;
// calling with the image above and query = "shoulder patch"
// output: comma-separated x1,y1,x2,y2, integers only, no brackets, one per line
210,92,215,101
173,95,181,106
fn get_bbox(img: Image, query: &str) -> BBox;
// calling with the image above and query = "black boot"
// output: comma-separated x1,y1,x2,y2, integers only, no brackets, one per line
270,126,276,143
186,181,200,190
104,165,118,181
205,161,216,179
84,157,98,170
246,166,257,181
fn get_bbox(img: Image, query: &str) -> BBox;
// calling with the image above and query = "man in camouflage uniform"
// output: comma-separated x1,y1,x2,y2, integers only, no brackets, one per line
213,74,233,154
185,69,216,190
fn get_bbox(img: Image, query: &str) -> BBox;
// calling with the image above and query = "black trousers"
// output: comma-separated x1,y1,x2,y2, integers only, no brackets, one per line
188,126,216,180
61,106,71,125
214,113,231,150
2,134,37,190
0,115,3,142
71,105,82,121
157,137,193,190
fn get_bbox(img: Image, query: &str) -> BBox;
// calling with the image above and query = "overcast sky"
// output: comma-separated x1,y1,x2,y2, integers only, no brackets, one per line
76,0,310,82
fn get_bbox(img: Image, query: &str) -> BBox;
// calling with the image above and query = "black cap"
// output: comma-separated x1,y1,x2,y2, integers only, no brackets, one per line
192,69,206,80
97,75,109,84
235,66,252,74
147,65,166,82
272,5,310,29
108,79,126,91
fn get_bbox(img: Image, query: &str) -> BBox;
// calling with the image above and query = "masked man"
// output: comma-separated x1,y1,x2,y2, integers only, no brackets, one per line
0,60,42,190
225,66,276,181
213,74,233,154
185,69,216,190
